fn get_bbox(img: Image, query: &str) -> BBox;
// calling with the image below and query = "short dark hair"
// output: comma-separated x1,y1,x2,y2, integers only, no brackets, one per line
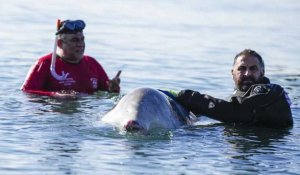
233,49,265,70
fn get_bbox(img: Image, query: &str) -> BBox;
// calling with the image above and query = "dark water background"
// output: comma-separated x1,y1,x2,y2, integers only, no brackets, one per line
0,0,299,174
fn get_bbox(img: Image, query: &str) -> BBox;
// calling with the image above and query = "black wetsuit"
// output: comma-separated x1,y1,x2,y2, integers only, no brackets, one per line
176,77,293,128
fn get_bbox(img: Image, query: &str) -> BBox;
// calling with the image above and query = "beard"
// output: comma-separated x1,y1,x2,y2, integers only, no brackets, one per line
237,75,263,92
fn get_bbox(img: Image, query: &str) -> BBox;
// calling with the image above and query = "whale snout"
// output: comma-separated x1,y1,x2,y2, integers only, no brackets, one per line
124,120,143,132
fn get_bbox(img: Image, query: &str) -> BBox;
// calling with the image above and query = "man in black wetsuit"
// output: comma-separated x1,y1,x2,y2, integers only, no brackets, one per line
176,49,293,128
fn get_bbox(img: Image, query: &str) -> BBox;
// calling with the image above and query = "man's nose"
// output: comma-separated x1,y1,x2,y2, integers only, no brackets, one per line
244,69,252,76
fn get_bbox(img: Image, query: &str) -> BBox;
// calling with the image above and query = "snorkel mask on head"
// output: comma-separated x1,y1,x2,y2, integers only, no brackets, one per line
56,20,86,35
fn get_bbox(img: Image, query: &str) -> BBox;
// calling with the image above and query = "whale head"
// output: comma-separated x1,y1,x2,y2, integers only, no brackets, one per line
102,88,197,134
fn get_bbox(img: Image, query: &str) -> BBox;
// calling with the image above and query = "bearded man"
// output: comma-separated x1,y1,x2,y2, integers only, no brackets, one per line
176,49,293,128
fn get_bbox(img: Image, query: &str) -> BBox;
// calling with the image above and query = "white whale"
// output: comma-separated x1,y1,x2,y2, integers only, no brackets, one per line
102,87,197,133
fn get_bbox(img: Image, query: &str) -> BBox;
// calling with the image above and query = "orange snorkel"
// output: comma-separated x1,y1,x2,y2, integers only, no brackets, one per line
56,19,61,30
50,19,69,80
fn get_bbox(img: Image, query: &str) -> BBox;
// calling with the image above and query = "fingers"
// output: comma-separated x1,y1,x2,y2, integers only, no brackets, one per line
107,70,122,93
54,91,80,99
108,80,120,92
114,70,122,79
108,71,121,92
112,70,121,86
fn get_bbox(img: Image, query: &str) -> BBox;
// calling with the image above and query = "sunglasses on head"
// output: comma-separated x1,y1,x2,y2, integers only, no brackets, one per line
56,20,86,35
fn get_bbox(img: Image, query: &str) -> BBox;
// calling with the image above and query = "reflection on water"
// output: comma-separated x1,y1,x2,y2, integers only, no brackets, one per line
22,91,121,115
26,95,83,114
224,126,290,152
223,125,293,174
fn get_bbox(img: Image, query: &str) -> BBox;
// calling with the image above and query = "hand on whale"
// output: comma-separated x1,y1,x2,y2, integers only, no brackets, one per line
102,87,197,133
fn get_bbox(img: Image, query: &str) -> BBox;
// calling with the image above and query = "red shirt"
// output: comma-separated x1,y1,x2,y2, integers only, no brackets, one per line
22,53,117,96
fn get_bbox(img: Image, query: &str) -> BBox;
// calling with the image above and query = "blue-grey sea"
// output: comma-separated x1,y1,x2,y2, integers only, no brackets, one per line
0,0,299,174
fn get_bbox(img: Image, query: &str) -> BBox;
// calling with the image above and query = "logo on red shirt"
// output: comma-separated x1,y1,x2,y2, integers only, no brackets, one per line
90,78,98,89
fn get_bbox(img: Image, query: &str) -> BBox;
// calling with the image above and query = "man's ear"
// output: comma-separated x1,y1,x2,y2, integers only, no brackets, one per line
231,69,236,81
57,39,63,48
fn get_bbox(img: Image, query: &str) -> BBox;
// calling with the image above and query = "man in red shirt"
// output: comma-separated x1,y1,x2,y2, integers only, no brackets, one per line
22,20,121,98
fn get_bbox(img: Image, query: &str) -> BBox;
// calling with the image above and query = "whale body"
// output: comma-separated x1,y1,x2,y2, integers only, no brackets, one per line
102,87,197,133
